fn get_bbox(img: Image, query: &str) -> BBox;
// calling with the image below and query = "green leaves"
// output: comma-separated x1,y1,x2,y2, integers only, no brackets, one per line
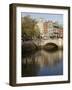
22,16,40,40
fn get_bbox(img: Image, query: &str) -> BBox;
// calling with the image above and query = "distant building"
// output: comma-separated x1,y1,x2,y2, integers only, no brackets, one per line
43,22,48,34
53,22,60,38
53,22,63,38
36,18,63,39
58,28,63,38
36,18,44,38
43,22,49,39
47,21,54,38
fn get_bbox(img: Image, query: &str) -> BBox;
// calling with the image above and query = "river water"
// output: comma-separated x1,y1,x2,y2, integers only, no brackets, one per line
22,50,63,77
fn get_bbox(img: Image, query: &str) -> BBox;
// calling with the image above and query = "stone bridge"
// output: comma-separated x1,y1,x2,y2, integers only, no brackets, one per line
33,39,63,47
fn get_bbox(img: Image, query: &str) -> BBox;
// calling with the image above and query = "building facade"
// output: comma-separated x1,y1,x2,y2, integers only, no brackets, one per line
37,18,44,38
36,19,63,39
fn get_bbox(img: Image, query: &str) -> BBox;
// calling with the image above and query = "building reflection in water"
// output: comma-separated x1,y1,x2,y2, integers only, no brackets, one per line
22,50,63,77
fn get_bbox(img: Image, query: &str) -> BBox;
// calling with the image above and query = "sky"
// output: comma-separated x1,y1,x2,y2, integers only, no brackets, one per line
21,12,63,25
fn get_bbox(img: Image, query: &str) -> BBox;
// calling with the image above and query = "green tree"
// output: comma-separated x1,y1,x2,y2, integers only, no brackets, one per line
22,15,40,40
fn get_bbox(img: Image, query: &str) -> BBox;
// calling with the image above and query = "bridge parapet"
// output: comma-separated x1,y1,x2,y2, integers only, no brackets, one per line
33,39,63,47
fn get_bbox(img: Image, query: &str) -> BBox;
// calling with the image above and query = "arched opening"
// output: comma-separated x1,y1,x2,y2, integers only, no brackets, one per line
43,42,58,51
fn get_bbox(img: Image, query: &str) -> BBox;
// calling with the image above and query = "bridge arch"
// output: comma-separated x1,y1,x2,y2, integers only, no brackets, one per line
33,39,63,48
45,42,58,47
43,42,58,51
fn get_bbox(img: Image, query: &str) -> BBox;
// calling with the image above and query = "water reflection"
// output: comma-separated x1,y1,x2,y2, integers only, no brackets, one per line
22,50,63,77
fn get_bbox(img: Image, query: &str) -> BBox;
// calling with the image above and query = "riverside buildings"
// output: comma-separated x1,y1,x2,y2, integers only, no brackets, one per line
36,18,63,39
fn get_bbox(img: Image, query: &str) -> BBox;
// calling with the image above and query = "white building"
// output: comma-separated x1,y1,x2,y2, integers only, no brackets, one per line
36,18,44,38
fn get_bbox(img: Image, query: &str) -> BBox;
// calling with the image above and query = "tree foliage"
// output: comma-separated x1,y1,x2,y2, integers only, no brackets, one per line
22,15,40,41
